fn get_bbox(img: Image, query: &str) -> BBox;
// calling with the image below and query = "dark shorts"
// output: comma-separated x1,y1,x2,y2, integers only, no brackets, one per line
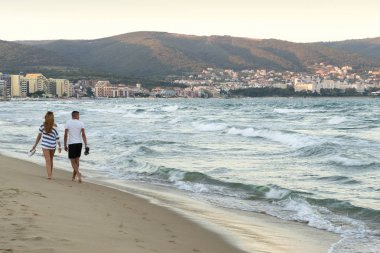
68,143,82,159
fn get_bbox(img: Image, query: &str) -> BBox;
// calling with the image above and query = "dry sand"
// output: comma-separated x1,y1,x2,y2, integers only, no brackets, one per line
0,155,339,253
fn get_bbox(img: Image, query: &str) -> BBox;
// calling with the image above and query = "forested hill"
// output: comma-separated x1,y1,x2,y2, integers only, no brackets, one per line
317,37,380,62
1,32,379,78
0,40,71,71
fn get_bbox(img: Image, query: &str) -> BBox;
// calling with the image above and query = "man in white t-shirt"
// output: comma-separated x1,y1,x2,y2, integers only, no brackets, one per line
64,111,88,183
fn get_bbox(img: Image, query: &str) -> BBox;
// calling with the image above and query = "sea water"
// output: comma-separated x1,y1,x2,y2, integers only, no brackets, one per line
0,98,379,252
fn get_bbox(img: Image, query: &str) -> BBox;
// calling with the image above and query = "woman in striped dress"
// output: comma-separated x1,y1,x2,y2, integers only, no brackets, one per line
31,111,62,179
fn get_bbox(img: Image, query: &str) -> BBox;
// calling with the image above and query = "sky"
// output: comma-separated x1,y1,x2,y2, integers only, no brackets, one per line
1,0,379,42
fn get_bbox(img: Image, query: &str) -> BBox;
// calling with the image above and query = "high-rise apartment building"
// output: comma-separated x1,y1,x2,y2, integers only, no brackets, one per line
65,82,74,97
20,78,29,97
49,78,69,97
47,79,56,97
95,81,111,97
0,80,5,97
24,73,48,94
0,74,11,97
10,75,21,97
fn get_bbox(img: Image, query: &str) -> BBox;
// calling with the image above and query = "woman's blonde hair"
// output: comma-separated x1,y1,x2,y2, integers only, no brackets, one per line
44,111,54,133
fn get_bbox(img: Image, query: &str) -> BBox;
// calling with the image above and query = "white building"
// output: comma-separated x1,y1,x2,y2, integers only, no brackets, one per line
272,83,288,89
294,82,314,92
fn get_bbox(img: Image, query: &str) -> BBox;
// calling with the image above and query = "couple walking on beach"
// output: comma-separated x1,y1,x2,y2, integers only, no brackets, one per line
31,110,88,182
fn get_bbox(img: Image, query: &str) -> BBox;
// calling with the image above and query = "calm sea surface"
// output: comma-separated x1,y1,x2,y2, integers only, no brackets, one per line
0,98,379,252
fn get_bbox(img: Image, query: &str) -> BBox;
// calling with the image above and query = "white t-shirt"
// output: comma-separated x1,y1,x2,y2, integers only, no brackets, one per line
65,119,85,145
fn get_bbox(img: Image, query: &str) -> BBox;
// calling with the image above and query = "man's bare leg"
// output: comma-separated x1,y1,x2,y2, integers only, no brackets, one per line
70,158,82,183
76,157,82,182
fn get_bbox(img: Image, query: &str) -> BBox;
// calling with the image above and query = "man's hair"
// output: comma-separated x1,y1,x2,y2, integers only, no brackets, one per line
72,111,80,117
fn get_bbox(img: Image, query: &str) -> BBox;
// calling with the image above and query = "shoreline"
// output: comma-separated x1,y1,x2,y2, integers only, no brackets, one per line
0,154,340,253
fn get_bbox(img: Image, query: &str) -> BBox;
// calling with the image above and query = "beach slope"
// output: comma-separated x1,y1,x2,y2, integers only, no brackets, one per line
0,155,246,253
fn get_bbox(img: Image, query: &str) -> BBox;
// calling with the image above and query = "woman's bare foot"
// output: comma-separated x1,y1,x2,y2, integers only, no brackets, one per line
77,173,82,183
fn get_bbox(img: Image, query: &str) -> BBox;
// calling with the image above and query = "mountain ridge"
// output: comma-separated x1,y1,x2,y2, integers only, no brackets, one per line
1,32,379,78
319,37,380,61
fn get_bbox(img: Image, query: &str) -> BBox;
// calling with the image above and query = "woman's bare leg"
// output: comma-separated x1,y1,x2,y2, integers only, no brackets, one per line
49,149,55,175
42,149,53,179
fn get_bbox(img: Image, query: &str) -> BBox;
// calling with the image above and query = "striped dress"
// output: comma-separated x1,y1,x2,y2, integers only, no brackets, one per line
39,124,60,149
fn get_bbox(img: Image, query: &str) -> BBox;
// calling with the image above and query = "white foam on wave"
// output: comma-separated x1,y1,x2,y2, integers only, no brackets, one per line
274,108,322,114
163,178,378,253
122,111,165,119
86,108,127,114
164,169,228,194
276,197,373,241
192,122,228,132
281,198,337,231
227,127,318,148
161,105,179,112
327,236,380,253
0,120,9,126
167,170,186,182
169,117,182,124
327,116,347,125
122,112,147,119
329,156,374,167
174,181,210,193
227,127,255,136
265,188,290,199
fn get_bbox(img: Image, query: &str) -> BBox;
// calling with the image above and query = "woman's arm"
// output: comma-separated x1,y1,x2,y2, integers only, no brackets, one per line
32,133,42,150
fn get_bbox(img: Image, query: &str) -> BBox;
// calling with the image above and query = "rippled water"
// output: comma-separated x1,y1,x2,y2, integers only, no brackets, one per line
0,97,379,252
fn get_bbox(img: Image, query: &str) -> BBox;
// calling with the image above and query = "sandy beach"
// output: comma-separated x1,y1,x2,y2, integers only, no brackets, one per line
0,155,339,253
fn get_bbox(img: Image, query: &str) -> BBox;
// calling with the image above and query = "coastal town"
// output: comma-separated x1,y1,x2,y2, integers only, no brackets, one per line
1,62,380,99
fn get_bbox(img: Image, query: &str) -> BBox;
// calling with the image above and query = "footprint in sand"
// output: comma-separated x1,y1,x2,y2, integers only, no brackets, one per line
0,249,14,253
134,238,144,243
21,217,34,223
33,192,47,198
32,236,43,241
142,216,152,222
0,188,21,198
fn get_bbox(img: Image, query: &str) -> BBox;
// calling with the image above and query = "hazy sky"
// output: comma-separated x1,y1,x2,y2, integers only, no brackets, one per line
1,0,379,42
